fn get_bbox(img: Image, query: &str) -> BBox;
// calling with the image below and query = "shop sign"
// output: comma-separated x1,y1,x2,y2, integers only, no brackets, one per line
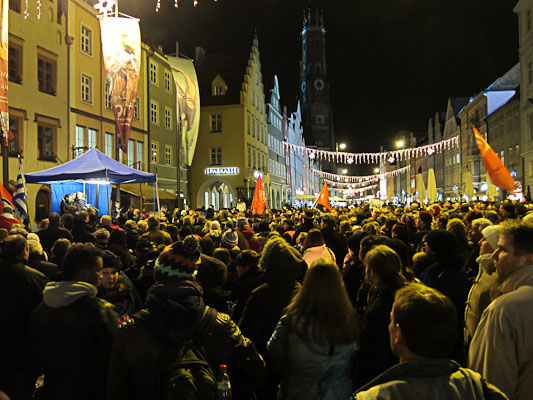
205,167,239,175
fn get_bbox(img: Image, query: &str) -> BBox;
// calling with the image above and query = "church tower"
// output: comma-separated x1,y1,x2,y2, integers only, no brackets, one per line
299,8,334,150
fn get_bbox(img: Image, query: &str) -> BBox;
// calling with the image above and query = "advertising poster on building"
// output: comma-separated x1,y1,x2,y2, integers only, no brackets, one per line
100,17,140,153
168,56,200,166
0,0,9,146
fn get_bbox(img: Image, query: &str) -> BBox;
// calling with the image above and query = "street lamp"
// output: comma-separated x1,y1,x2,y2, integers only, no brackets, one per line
336,142,347,152
374,167,380,174
395,139,405,149
342,168,348,174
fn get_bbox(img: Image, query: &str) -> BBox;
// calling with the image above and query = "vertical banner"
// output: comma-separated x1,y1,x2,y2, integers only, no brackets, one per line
100,17,141,154
0,0,9,146
167,56,200,166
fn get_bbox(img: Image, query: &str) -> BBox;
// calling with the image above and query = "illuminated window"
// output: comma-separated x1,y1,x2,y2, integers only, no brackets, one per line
165,107,172,130
149,61,158,85
128,139,135,166
104,83,111,109
75,125,84,149
151,141,159,163
213,85,223,96
81,25,92,55
37,123,56,161
164,70,171,92
88,128,97,149
81,74,92,103
150,100,159,124
165,145,173,166
133,98,140,120
136,141,143,169
105,132,113,157
210,147,222,166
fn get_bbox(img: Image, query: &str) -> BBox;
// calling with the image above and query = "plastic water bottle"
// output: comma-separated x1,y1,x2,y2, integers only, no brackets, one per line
217,364,232,399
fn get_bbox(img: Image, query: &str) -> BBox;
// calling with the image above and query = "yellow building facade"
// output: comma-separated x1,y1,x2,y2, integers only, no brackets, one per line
7,0,68,215
191,37,270,210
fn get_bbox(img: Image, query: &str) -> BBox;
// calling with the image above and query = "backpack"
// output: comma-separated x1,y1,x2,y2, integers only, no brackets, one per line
141,307,219,400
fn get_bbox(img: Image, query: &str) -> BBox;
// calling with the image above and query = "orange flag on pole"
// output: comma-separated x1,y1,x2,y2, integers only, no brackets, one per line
473,125,515,192
316,182,332,212
251,175,267,215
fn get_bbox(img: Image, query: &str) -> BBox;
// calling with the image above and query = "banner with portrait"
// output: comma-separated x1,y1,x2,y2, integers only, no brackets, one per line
100,17,141,153
0,0,9,146
167,56,200,166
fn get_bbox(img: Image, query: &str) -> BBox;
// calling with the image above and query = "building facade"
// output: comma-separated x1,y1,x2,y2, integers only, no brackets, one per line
190,36,270,210
266,75,287,209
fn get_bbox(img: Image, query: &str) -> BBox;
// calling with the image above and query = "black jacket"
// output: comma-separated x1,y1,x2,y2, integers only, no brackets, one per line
321,227,348,268
106,280,266,400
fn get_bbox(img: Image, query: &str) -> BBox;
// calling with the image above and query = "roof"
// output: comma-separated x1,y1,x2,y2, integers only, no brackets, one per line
449,97,470,116
25,148,156,184
486,63,520,91
196,52,251,106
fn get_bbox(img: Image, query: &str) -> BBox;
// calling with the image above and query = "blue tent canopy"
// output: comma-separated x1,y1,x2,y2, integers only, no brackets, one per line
25,148,156,184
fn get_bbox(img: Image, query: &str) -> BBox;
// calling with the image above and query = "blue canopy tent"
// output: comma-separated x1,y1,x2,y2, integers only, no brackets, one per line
25,149,158,215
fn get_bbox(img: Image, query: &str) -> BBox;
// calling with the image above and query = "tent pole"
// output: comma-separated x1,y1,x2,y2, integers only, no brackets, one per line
106,184,110,216
156,178,160,215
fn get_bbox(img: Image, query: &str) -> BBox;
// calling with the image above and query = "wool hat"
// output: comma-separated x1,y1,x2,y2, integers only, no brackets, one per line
196,255,228,289
236,217,248,228
154,236,201,281
2,204,13,215
481,225,501,252
418,210,433,226
102,250,123,270
221,229,238,249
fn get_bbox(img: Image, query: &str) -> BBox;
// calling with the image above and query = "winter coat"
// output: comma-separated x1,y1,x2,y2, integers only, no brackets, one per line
37,225,74,254
106,279,266,400
303,244,336,268
355,359,507,400
469,264,533,400
27,253,60,279
30,281,117,400
267,318,357,400
141,228,172,246
97,271,143,317
231,269,264,324
320,228,347,268
0,257,48,371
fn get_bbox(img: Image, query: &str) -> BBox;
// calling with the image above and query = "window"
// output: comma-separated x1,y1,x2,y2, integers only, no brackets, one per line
8,39,23,84
252,118,255,138
213,85,223,96
210,114,222,132
9,0,21,12
247,114,251,134
81,74,92,103
165,145,173,166
136,141,143,169
149,61,158,85
80,25,92,55
210,147,222,166
75,125,84,149
88,128,97,149
104,83,112,110
253,149,256,168
151,141,159,163
105,132,113,157
248,145,251,166
37,123,56,161
528,8,532,33
164,70,171,92
133,98,140,120
165,107,172,130
8,113,23,156
128,139,135,166
529,60,533,85
150,101,159,124
38,50,56,95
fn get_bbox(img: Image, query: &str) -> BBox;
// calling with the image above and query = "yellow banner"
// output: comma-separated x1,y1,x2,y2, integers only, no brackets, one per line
100,17,141,154
167,56,200,166
0,0,9,146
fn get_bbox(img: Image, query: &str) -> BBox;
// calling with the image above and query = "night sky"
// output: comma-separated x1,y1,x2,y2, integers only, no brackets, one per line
121,0,518,153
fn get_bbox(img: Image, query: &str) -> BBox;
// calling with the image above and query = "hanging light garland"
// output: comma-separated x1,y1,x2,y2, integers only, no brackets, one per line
325,178,379,187
284,135,459,165
156,0,219,11
312,165,411,183
341,184,379,198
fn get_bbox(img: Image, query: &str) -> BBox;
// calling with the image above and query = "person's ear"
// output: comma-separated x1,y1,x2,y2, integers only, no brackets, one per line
393,323,406,346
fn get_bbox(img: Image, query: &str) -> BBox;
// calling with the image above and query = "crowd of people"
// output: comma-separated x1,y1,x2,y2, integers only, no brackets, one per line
1,198,533,400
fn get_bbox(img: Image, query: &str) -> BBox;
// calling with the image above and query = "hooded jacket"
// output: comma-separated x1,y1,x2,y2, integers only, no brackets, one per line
30,281,117,400
106,279,266,400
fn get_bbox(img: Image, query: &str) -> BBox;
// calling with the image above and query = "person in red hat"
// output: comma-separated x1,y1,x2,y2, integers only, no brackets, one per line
0,204,20,233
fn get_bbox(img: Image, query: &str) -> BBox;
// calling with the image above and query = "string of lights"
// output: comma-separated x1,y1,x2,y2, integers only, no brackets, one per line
312,165,411,183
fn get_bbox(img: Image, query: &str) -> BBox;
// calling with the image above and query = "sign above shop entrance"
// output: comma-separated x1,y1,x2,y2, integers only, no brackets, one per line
205,167,239,176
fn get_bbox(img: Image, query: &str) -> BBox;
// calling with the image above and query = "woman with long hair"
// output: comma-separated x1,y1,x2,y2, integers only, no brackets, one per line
267,258,359,400
355,245,406,386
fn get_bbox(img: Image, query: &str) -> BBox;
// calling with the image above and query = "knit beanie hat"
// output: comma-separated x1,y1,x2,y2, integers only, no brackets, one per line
102,250,123,270
196,255,228,289
221,229,238,249
418,210,433,226
236,217,248,229
482,225,501,252
154,235,201,281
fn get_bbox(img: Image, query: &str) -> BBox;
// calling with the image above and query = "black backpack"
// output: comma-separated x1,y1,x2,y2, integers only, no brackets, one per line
141,308,219,400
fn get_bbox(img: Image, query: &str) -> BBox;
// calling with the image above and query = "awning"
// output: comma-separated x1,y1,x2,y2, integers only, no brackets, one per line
120,183,176,200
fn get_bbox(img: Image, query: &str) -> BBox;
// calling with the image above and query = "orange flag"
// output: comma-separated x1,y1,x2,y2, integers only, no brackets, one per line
251,175,267,215
0,182,13,213
316,182,332,212
473,125,515,192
